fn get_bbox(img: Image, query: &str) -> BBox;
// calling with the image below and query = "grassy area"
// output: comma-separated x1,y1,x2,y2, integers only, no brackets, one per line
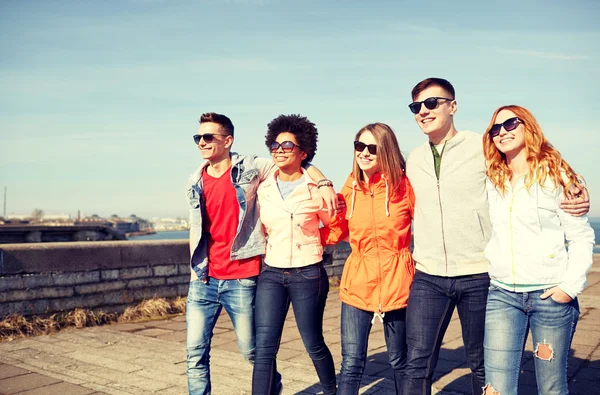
0,296,186,342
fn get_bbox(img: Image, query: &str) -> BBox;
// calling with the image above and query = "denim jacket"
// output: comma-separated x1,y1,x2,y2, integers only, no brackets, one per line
186,152,275,281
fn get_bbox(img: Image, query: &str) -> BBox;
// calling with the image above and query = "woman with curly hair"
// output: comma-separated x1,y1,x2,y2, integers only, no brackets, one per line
482,105,595,395
322,122,415,394
251,114,338,395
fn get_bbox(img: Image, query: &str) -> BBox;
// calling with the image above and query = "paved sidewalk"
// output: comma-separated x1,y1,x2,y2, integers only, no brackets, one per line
1,255,599,394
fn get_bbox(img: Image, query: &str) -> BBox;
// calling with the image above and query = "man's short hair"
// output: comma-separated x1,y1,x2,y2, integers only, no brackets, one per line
411,78,456,101
199,112,234,137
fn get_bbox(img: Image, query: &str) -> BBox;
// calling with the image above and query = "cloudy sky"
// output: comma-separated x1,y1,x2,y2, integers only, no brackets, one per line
1,0,599,218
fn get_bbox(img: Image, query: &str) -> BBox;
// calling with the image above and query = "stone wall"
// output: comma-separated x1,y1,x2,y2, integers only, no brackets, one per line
0,240,351,318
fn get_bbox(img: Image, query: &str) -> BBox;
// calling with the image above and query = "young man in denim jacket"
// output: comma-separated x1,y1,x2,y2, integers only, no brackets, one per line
185,112,337,395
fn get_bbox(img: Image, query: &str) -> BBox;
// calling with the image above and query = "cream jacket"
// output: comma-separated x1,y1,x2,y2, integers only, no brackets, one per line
257,169,334,268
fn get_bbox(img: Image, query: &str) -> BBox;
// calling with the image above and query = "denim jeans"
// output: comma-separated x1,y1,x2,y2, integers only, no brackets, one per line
402,270,489,395
186,276,257,395
339,302,407,394
484,285,579,395
252,263,336,395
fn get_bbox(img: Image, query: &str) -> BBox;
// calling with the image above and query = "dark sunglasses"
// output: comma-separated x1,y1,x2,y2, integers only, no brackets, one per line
408,97,454,114
270,140,300,153
354,141,377,155
193,133,228,144
488,117,524,138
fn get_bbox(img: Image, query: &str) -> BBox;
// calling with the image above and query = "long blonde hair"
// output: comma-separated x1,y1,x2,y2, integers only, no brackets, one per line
352,123,406,193
483,105,583,197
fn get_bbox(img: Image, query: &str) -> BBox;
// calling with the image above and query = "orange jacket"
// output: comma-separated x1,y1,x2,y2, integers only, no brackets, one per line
323,173,415,313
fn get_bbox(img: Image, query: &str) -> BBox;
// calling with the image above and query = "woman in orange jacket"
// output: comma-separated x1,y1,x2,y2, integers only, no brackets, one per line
322,122,415,394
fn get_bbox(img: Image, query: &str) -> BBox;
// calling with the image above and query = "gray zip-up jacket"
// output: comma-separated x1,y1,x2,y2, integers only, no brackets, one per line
406,131,491,277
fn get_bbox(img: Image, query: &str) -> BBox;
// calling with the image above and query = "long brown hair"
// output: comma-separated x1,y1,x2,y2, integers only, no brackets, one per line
352,123,406,192
483,105,583,197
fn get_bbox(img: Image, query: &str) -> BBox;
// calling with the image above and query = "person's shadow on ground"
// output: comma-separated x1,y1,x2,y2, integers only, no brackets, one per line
296,346,598,394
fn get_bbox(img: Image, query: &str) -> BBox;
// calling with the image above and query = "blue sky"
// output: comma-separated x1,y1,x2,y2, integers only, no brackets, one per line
1,0,599,219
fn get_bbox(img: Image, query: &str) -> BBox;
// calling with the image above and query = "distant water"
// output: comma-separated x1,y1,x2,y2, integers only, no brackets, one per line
130,221,600,253
129,230,189,240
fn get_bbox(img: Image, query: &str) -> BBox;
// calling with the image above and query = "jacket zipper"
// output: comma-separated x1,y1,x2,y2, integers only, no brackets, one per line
509,193,516,291
290,213,294,267
437,180,449,274
370,188,383,313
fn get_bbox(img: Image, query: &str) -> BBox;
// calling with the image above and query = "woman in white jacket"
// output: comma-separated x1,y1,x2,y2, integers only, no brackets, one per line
482,105,595,395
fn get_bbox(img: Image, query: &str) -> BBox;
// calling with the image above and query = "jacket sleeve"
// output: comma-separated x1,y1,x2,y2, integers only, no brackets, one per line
320,193,349,246
255,156,277,181
556,204,595,299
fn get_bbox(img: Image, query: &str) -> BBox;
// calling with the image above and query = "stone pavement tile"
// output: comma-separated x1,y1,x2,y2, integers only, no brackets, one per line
133,368,187,389
323,330,341,346
133,328,173,337
171,315,186,322
366,334,388,352
0,372,61,394
0,364,30,380
279,327,301,344
53,332,114,348
440,338,465,351
155,330,187,343
145,321,186,332
571,329,600,347
129,357,185,376
19,381,97,395
214,318,234,331
108,323,146,332
432,367,471,394
432,359,466,380
25,339,80,355
63,350,144,373
0,350,103,386
274,347,303,361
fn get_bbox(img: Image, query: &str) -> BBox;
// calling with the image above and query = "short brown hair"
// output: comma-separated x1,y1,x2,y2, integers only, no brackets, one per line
199,112,234,137
411,77,455,101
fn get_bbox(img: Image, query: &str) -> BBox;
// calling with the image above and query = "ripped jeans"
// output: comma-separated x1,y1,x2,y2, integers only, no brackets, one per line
484,285,579,395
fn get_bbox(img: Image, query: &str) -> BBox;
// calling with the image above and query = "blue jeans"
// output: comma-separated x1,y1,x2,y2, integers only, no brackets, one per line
339,302,407,394
186,276,257,395
484,285,579,395
252,263,336,395
402,270,489,395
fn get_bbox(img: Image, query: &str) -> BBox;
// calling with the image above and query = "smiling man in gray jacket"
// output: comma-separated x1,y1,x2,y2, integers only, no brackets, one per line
401,78,590,395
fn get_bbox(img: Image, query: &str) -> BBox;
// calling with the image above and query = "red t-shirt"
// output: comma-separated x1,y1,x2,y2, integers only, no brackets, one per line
203,167,261,279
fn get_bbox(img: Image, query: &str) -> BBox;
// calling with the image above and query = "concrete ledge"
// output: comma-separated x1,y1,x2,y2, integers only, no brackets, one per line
0,240,189,275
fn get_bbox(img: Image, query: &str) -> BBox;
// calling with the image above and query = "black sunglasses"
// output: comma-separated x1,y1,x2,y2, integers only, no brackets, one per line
488,117,524,138
408,97,454,114
354,141,377,155
193,133,229,144
270,140,300,153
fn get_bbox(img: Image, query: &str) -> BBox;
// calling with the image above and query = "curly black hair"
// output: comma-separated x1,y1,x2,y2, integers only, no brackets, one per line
265,114,318,167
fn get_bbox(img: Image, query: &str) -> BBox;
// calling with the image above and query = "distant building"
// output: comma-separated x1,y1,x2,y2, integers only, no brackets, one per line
151,217,189,231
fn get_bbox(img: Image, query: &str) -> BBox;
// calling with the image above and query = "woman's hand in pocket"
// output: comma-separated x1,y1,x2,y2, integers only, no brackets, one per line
540,286,573,304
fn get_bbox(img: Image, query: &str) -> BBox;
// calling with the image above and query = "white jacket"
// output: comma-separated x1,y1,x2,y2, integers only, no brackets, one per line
484,176,595,298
